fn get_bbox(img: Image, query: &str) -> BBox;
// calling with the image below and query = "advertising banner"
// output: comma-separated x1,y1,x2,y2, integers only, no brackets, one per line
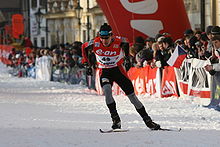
161,66,179,97
12,14,24,39
96,0,190,42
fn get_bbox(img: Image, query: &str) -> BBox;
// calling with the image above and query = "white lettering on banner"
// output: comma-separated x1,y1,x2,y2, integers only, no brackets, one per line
134,76,145,94
120,0,158,14
2,50,9,58
162,81,176,95
131,20,163,37
96,49,117,56
146,79,156,94
120,0,163,37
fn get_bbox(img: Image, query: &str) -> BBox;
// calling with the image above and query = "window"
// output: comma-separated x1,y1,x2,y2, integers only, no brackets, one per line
34,38,38,47
41,37,45,47
31,0,37,8
83,30,86,42
40,0,47,8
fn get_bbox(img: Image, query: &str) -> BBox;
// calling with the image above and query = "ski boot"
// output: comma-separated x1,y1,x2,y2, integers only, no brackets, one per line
136,106,160,130
111,115,121,129
144,118,160,130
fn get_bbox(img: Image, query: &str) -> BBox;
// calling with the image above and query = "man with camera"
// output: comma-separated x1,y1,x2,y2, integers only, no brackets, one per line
204,35,220,110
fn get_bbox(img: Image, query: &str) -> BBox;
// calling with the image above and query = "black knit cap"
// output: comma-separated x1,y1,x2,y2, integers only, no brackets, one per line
184,29,194,35
211,26,220,35
206,25,214,34
99,23,112,36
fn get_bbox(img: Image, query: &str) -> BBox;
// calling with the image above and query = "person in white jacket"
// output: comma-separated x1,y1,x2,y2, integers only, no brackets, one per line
204,35,220,110
36,49,53,81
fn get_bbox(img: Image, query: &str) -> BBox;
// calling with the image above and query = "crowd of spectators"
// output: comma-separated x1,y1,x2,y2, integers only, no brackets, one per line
4,25,220,93
127,25,220,71
7,41,85,84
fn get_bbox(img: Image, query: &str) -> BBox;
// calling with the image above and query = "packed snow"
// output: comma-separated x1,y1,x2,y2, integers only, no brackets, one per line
0,62,220,147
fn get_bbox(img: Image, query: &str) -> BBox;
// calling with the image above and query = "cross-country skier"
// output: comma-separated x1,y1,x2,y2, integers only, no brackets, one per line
82,23,161,130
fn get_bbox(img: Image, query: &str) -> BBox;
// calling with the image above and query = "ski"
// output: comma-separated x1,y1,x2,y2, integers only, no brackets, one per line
155,128,182,132
99,128,181,133
99,128,129,133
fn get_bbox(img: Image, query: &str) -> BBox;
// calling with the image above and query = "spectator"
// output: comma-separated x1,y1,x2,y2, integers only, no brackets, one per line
204,35,220,110
211,26,220,36
144,37,155,51
154,36,172,68
206,25,214,54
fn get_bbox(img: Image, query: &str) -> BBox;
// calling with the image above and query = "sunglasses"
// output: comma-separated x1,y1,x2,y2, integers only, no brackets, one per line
100,36,110,39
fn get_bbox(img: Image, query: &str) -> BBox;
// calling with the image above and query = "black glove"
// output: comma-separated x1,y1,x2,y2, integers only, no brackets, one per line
83,62,89,68
209,70,216,76
86,67,93,76
124,57,131,71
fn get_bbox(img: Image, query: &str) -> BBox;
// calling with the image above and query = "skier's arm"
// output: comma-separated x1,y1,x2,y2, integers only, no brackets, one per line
120,37,129,57
81,40,94,65
120,37,131,71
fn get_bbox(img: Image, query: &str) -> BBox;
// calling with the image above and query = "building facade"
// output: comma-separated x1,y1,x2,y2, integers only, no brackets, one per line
0,0,30,44
184,0,220,30
2,0,220,47
44,0,106,47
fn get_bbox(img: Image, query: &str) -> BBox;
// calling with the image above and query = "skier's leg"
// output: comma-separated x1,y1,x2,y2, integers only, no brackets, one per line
102,82,121,129
127,93,160,130
115,72,160,130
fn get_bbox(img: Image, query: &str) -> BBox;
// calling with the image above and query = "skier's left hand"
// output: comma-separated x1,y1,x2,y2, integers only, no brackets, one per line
86,67,93,76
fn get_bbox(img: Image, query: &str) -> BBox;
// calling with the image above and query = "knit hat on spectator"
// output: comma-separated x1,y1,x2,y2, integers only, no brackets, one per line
206,25,214,34
145,37,155,42
155,33,164,41
184,29,194,36
211,26,220,35
157,36,165,43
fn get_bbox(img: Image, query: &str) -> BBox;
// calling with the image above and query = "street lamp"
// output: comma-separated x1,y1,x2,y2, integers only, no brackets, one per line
34,8,44,34
200,0,205,31
86,0,91,41
75,0,83,41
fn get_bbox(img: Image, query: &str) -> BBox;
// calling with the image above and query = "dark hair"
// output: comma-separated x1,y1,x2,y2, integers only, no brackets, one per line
206,25,214,34
211,35,220,41
135,36,145,44
145,37,155,42
200,33,208,41
162,37,173,47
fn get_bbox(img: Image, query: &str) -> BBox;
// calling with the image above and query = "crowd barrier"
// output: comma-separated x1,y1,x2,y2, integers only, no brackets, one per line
0,44,87,85
95,59,212,105
0,45,212,105
0,45,13,65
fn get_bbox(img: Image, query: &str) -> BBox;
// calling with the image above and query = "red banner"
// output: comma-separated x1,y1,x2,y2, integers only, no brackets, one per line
12,14,24,39
127,67,146,95
0,45,13,65
143,66,158,95
96,0,190,41
161,66,179,97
